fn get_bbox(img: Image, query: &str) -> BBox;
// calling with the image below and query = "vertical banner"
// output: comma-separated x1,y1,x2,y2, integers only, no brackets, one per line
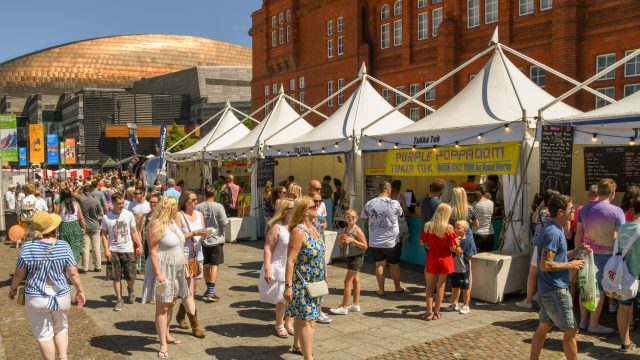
29,123,45,164
129,132,138,156
46,134,59,165
19,147,27,166
65,138,77,165
59,142,66,165
0,114,18,162
159,121,167,159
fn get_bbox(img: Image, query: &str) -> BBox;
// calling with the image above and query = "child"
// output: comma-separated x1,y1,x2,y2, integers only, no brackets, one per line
421,203,462,321
447,220,477,314
330,209,368,315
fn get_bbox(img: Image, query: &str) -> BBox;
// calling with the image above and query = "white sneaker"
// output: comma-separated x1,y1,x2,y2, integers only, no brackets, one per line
329,306,349,315
515,300,533,310
348,304,361,312
447,303,460,312
459,306,470,315
608,300,618,314
588,325,615,334
317,311,332,324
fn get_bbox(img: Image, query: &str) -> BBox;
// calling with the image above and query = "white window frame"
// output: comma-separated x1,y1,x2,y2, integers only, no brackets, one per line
299,77,305,89
540,0,553,11
271,31,277,47
595,87,615,109
432,8,443,37
273,84,278,94
289,79,295,91
625,50,640,77
409,108,420,121
624,84,640,97
393,20,403,46
395,86,406,105
432,0,442,3
382,89,391,103
264,85,269,96
417,12,428,40
279,13,284,24
286,25,291,43
468,0,480,28
327,81,334,107
596,53,616,80
393,0,403,16
530,66,546,87
327,20,334,36
337,36,344,56
299,92,305,111
381,24,390,49
410,83,420,97
519,0,534,16
424,81,436,101
271,16,276,28
327,39,334,58
418,0,428,9
337,17,343,32
286,10,291,22
485,0,498,24
279,28,284,45
264,98,270,116
338,78,345,105
381,4,390,20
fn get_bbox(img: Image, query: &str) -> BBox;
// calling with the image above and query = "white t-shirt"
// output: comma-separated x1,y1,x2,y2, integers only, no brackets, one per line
20,194,49,215
128,201,151,217
101,209,137,253
361,196,403,248
4,191,15,210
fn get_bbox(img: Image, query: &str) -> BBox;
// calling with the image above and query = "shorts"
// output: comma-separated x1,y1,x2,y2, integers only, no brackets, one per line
450,271,470,290
593,253,610,291
345,254,365,272
26,290,70,342
202,244,224,265
371,242,402,265
530,245,538,267
473,233,494,253
106,252,137,281
538,288,577,331
619,292,640,306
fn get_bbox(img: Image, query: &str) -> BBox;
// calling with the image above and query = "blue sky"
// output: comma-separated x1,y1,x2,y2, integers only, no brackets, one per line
1,0,262,62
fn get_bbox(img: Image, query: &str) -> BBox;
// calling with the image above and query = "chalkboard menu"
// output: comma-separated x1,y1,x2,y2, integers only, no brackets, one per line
540,125,573,194
257,157,277,187
584,146,640,190
365,173,392,202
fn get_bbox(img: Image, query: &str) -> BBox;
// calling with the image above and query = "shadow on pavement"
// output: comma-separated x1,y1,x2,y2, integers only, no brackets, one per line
206,345,291,360
227,260,262,271
229,284,259,293
238,270,260,279
237,308,275,322
114,319,157,335
206,322,274,338
84,295,118,310
229,300,274,309
90,334,157,355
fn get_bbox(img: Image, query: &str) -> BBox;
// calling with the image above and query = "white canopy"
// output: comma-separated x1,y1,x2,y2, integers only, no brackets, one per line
212,91,313,158
265,75,414,156
544,91,640,144
166,105,251,162
364,49,582,150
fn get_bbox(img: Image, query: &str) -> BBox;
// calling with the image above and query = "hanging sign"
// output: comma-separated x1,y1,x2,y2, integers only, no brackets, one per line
385,142,520,176
584,146,640,190
18,147,27,166
46,134,60,165
65,138,77,165
59,142,66,165
540,125,573,194
159,121,167,159
0,114,18,162
29,124,45,164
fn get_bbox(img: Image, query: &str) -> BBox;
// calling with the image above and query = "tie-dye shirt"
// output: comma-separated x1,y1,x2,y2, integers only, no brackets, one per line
578,201,625,254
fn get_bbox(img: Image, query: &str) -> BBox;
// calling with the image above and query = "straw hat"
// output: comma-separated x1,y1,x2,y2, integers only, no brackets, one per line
31,212,62,235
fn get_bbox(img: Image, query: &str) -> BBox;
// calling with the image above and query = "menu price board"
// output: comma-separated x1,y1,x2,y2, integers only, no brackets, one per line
365,168,391,202
257,157,277,188
584,146,640,190
540,125,573,194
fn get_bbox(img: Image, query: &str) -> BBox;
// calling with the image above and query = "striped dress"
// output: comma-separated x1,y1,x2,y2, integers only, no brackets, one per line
16,240,75,310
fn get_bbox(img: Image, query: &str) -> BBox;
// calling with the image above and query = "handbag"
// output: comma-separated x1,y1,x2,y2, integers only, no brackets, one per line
296,270,328,298
180,213,202,278
17,240,57,306
398,215,409,243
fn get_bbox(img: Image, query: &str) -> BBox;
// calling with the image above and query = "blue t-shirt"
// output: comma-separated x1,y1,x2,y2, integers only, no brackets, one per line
537,222,569,294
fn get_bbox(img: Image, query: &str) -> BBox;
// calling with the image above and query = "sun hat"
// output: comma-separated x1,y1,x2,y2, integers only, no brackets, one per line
31,212,62,235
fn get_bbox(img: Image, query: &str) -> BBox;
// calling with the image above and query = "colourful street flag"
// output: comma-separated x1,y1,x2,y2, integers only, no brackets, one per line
65,138,76,165
47,134,59,165
0,114,18,162
29,124,45,164
19,147,27,166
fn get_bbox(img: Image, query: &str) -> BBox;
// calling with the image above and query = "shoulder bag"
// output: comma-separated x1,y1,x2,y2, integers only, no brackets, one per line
180,213,202,278
17,240,58,306
295,270,328,298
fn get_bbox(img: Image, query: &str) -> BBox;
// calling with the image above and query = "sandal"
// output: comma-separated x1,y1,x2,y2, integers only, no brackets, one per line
375,291,385,297
419,312,434,321
433,312,442,320
394,288,407,294
286,326,295,336
291,345,303,355
167,338,182,345
157,350,169,358
275,324,289,338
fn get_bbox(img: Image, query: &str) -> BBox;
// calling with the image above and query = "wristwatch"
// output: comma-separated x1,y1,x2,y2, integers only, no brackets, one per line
285,284,292,288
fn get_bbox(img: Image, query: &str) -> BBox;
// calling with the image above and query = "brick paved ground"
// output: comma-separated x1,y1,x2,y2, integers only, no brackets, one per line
0,239,637,359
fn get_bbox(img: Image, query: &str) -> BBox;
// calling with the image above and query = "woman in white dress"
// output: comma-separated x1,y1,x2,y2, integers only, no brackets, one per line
258,198,295,338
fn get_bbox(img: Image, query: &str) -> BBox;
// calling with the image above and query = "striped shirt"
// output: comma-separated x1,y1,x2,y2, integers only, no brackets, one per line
16,240,75,310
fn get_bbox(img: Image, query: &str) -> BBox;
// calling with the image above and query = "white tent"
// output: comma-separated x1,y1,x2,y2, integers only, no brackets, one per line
545,91,640,144
363,49,582,150
166,102,251,162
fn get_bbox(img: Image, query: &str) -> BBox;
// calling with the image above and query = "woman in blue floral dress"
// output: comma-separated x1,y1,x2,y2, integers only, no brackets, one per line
284,196,326,359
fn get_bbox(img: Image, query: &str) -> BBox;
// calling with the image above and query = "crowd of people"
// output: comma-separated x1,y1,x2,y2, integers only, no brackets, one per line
4,170,639,359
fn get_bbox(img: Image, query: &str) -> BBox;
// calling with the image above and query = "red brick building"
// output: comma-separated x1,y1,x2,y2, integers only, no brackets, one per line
250,0,640,125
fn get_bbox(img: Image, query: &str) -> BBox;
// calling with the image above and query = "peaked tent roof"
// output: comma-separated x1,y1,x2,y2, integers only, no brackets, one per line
545,91,640,144
166,105,251,161
213,93,313,158
264,77,414,156
364,50,582,149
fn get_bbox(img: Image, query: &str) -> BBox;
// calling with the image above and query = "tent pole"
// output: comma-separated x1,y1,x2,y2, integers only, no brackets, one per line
165,106,227,153
496,45,526,114
365,76,436,112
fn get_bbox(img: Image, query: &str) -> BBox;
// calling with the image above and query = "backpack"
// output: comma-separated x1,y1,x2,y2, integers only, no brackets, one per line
19,201,37,224
220,186,232,207
601,228,640,301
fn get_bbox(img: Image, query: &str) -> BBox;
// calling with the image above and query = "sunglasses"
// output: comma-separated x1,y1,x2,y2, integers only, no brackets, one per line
311,187,322,191
346,216,356,220
189,198,198,202
134,192,142,195
309,204,319,210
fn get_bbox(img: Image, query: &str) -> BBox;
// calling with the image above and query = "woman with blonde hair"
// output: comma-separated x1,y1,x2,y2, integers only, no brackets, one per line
284,196,326,359
258,198,295,338
287,183,303,200
141,197,192,358
420,203,461,321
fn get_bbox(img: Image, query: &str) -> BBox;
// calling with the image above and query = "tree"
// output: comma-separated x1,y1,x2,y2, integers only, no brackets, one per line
165,122,199,152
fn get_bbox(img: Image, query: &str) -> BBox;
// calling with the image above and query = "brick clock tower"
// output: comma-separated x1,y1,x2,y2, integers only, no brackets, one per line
250,0,640,123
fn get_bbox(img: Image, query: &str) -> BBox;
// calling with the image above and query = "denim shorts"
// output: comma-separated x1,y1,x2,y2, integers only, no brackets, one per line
619,292,640,306
538,288,577,331
593,253,610,291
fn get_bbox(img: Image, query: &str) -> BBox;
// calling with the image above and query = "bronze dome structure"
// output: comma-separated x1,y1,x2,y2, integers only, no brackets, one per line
0,34,252,97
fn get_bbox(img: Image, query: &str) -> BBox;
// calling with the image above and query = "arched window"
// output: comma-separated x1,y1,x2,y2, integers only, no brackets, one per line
381,4,390,20
393,0,402,16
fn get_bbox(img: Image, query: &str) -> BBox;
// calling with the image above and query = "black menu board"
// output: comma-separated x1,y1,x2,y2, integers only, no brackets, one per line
257,157,277,187
365,174,392,202
584,146,640,190
540,125,573,194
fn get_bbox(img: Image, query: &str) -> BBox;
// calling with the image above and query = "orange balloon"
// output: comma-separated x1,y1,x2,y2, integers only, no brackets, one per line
8,224,25,242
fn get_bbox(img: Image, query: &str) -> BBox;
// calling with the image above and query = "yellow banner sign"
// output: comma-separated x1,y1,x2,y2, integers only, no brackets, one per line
385,142,520,176
29,124,45,164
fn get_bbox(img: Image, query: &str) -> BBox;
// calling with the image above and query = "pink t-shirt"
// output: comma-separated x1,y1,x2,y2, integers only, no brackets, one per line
578,200,626,254
228,183,241,209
